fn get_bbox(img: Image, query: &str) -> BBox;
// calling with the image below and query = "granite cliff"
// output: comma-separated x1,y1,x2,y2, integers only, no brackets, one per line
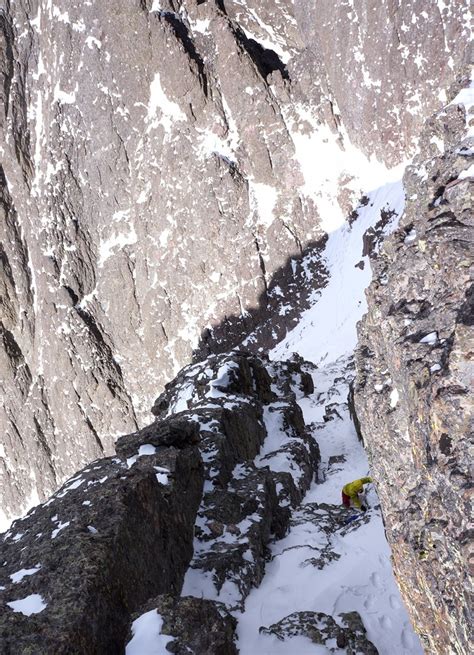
0,0,471,523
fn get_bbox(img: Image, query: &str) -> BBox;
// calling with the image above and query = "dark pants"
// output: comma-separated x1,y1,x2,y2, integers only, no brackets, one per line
342,491,351,508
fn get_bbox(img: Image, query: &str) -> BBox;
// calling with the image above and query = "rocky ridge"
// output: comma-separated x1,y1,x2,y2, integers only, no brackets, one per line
1,0,471,522
354,71,473,655
0,349,387,653
0,417,204,654
0,351,329,653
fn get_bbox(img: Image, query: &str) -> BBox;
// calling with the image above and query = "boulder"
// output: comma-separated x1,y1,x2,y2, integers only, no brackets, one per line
126,595,237,655
0,435,203,654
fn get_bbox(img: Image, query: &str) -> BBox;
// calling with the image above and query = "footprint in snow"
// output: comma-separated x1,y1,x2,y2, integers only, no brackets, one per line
378,615,392,630
401,627,415,649
369,571,382,589
364,595,376,611
389,594,401,610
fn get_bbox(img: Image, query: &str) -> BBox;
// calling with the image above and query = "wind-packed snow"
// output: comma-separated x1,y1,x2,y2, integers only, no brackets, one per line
390,388,400,408
98,223,137,267
126,609,174,654
419,331,438,345
171,380,195,413
138,444,156,456
147,72,186,132
51,520,70,539
126,443,157,469
458,163,474,179
154,466,170,485
272,180,405,364
6,594,47,616
248,181,279,229
236,172,423,654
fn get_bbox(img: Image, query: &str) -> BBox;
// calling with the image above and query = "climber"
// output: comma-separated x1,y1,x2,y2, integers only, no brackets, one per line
341,477,372,511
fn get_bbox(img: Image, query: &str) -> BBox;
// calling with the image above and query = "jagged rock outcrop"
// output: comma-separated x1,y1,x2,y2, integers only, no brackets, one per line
354,73,473,654
0,350,319,653
127,596,238,655
260,610,378,654
0,0,471,522
0,425,203,654
151,350,320,609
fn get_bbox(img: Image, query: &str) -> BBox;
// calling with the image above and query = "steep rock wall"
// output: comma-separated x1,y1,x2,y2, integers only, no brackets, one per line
0,0,470,521
295,0,470,166
354,73,473,654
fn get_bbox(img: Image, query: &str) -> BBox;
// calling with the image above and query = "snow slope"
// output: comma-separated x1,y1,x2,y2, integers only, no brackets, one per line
236,180,424,654
271,174,405,365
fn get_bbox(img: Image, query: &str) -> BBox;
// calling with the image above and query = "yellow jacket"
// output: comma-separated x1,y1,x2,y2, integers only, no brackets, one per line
342,477,372,508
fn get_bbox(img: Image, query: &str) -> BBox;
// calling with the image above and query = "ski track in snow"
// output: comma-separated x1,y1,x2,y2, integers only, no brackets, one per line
235,180,424,654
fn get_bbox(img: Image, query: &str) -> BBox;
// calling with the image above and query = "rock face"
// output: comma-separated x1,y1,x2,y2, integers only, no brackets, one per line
354,74,473,654
0,0,471,521
0,350,318,653
294,0,470,166
127,596,238,655
0,425,204,654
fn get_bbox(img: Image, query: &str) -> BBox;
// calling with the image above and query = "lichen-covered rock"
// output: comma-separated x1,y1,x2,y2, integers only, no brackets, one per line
127,595,237,655
260,609,378,654
354,75,473,654
0,426,203,654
